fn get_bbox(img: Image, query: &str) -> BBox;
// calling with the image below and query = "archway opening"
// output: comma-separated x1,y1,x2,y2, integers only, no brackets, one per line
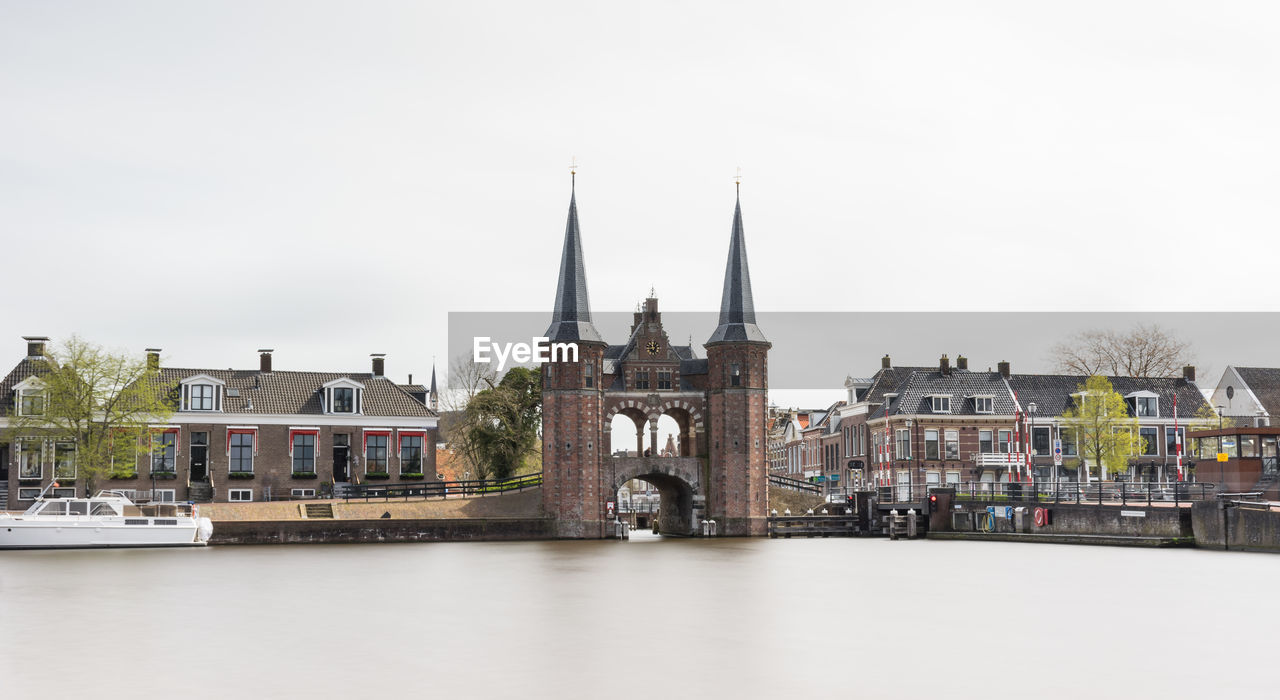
614,471,696,536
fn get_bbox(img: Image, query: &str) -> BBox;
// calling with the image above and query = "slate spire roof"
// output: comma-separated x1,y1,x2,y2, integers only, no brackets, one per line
707,192,768,345
429,363,438,397
545,179,603,344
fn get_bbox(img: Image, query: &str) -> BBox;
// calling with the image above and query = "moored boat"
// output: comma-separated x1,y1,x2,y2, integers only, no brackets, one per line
0,487,213,550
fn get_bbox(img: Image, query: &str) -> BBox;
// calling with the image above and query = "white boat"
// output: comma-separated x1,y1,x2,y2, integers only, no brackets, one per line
0,488,213,550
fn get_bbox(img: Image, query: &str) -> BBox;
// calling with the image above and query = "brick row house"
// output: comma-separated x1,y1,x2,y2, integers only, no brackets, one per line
830,354,1211,494
1,338,438,509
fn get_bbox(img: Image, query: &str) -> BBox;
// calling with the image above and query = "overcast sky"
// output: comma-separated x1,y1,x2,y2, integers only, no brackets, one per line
3,1,1278,410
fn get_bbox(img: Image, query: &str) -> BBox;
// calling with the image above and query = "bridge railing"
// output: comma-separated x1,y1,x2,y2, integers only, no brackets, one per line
934,480,1215,506
337,473,543,501
768,473,821,495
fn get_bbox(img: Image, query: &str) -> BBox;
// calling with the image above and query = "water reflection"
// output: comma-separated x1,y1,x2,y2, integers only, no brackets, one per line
1,538,1274,699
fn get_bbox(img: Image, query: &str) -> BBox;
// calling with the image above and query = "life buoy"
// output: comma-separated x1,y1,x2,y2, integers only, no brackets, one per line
1033,507,1048,528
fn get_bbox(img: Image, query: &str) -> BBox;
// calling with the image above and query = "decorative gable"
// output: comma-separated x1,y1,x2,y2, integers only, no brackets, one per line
179,373,226,412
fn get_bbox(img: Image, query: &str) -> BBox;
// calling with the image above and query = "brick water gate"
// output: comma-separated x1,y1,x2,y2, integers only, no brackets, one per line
541,179,770,538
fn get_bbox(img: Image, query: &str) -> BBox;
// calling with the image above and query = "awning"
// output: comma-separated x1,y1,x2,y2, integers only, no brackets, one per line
398,428,427,446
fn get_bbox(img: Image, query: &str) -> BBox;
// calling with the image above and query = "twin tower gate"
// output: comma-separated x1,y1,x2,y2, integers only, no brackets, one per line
539,182,771,538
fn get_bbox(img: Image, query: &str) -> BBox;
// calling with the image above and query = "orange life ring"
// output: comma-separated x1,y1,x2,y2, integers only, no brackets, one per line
1033,507,1048,527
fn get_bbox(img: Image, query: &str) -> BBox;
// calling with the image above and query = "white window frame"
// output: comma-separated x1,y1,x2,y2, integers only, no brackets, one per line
53,441,77,480
179,374,225,412
979,429,994,454
972,396,994,414
322,378,365,415
228,489,253,502
51,487,76,498
925,429,940,460
154,489,176,503
895,428,911,459
929,395,952,414
17,488,42,501
944,429,960,460
399,433,425,475
291,488,316,498
17,439,44,480
13,377,47,417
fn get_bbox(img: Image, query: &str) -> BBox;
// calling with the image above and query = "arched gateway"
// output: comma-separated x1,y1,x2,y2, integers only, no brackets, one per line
541,180,770,538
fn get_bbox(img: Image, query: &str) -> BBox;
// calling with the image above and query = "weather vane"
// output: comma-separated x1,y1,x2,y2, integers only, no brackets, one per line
734,166,742,194
570,156,579,186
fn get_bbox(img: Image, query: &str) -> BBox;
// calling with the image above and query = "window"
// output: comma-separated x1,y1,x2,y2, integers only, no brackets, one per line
17,488,42,501
998,430,1012,453
1139,427,1159,456
400,435,423,474
190,384,214,410
657,371,672,390
946,471,961,487
730,363,741,387
18,440,42,479
366,434,388,473
979,430,994,454
152,432,176,473
291,488,316,498
1032,427,1051,456
19,389,44,416
1135,396,1158,417
1240,433,1258,458
230,433,254,473
634,371,649,390
583,362,594,388
945,430,959,460
931,396,951,413
895,429,911,459
54,442,77,479
292,433,316,473
974,397,993,414
229,489,253,502
1113,427,1135,455
925,429,940,460
1060,428,1078,456
926,471,940,488
154,489,175,502
91,502,120,516
332,387,354,413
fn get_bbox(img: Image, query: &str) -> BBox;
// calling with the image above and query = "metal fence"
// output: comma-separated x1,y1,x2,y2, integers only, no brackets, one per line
938,480,1216,506
768,473,822,495
336,473,543,501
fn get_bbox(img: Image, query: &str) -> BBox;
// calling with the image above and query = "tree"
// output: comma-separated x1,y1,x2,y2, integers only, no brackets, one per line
1060,375,1143,481
1051,323,1193,378
453,366,542,482
2,337,174,495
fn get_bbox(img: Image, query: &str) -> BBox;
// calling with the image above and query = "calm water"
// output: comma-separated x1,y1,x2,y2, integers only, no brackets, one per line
2,534,1276,699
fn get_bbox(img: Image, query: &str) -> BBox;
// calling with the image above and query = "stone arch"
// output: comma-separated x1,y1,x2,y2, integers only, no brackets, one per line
609,454,703,536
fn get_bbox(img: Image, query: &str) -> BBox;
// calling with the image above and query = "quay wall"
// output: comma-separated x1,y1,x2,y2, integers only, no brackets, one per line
1192,501,1280,553
945,501,1193,538
210,517,556,545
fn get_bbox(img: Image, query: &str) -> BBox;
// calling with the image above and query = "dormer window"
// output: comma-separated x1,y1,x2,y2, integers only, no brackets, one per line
13,377,46,417
333,388,354,413
322,378,364,415
19,388,44,416
1125,391,1159,418
180,375,225,412
972,396,994,414
929,395,952,413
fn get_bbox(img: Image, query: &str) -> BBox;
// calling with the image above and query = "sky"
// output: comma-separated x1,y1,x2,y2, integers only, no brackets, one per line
3,0,1279,423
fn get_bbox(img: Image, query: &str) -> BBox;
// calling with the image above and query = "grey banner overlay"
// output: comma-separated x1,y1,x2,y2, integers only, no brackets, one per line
448,312,1278,391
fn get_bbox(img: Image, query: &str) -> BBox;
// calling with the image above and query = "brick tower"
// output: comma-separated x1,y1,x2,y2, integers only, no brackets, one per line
541,177,608,538
704,190,771,536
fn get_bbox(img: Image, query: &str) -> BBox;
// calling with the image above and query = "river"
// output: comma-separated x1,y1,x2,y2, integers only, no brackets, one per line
1,534,1275,699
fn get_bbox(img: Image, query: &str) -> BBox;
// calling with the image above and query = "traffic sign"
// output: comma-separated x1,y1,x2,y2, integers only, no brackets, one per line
1217,453,1229,463
1053,439,1063,466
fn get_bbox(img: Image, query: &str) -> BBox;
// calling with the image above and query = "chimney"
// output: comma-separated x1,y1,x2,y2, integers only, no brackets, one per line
881,354,892,369
998,361,1010,379
145,348,162,371
940,354,950,376
23,336,49,359
408,373,414,385
371,353,386,377
258,349,274,373
957,355,968,371
1183,365,1196,383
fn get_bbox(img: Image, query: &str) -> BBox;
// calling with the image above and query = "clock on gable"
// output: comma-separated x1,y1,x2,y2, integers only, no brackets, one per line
645,341,661,356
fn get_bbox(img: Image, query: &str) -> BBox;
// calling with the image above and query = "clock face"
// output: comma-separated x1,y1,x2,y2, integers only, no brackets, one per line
646,341,660,356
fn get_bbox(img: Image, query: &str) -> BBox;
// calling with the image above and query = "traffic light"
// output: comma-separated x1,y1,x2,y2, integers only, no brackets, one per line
928,493,938,514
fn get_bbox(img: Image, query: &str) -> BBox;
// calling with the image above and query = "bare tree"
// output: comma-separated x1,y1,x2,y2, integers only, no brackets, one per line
442,352,497,412
1051,323,1193,378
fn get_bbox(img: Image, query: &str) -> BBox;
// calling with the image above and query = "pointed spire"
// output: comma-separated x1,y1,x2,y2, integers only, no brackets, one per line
708,190,767,345
545,177,603,344
428,363,439,411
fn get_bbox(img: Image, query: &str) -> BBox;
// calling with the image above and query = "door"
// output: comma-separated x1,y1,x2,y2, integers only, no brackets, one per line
190,432,208,482
0,444,9,481
333,434,350,482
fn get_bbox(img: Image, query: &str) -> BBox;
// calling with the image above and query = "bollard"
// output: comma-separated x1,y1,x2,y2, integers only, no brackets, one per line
709,519,717,536
701,519,709,536
889,509,899,540
806,508,814,516
784,509,791,516
907,508,917,538
771,509,778,517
